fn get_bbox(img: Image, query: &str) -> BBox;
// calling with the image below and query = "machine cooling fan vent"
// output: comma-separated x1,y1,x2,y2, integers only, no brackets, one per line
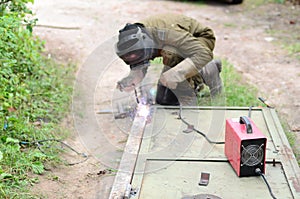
241,144,265,167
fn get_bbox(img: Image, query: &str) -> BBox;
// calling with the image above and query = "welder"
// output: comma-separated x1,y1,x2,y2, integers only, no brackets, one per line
115,13,223,105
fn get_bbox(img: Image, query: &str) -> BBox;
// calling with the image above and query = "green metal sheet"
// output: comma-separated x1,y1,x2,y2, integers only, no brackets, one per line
131,107,300,199
135,107,278,165
113,106,300,198
137,160,292,199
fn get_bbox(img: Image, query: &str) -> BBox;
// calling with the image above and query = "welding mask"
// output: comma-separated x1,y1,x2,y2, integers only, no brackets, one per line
115,23,155,69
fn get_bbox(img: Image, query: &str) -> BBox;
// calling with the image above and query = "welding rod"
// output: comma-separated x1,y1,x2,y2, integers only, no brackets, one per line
134,87,140,104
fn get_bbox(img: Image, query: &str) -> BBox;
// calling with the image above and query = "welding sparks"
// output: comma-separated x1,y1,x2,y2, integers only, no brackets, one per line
136,104,150,118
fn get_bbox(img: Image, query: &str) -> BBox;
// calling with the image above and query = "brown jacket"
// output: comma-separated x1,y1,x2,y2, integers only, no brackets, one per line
140,13,216,70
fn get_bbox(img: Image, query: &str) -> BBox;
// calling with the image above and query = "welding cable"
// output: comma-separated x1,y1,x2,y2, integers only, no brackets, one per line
255,168,277,199
20,139,89,166
178,105,225,144
258,97,275,108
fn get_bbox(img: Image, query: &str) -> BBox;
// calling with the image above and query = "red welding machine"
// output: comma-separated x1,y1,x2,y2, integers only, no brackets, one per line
225,116,267,177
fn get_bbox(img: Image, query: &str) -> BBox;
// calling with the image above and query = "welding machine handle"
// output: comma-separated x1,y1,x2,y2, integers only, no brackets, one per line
239,116,253,134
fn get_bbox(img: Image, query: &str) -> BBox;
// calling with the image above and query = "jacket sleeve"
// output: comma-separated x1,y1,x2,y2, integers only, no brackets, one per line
164,28,214,71
140,13,215,72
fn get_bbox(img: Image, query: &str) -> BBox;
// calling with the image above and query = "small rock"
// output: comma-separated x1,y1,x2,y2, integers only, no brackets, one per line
264,37,275,42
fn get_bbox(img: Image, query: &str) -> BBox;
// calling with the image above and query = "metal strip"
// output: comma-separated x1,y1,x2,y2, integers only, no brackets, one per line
108,114,147,199
130,106,160,199
270,109,300,197
261,108,281,153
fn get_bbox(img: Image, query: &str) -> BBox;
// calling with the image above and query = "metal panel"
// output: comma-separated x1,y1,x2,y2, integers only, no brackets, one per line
109,115,147,199
110,106,300,198
137,160,292,199
135,107,278,165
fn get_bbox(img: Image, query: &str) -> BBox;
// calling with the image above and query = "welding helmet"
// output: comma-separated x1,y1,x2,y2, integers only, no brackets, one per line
115,23,155,69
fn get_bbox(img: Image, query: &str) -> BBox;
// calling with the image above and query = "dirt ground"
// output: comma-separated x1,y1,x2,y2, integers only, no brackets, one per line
30,0,300,198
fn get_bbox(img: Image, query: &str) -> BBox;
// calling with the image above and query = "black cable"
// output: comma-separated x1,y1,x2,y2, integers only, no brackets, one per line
255,168,277,199
248,106,253,118
178,105,225,144
20,139,88,166
258,97,274,108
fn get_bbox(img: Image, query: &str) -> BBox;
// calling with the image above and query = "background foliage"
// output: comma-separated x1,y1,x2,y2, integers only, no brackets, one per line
0,0,74,198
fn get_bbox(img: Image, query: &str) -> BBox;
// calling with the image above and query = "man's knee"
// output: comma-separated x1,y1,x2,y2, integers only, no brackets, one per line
161,46,183,67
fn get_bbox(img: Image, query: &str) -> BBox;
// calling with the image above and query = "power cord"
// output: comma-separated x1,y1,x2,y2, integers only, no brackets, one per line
20,139,89,166
255,168,277,199
178,101,277,198
178,105,225,144
258,97,275,108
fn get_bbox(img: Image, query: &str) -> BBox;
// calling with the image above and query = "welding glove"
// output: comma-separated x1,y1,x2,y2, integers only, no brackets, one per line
200,59,223,97
159,58,198,89
117,68,145,92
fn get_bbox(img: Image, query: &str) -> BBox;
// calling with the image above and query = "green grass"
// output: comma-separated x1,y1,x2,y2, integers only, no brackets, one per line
245,1,300,60
198,59,260,107
0,2,76,197
0,58,75,198
223,23,238,28
279,118,300,165
244,0,285,7
266,25,300,60
174,0,206,5
151,57,261,107
285,43,300,59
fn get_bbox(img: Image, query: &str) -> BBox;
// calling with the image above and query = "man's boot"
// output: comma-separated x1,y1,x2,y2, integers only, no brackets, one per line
200,59,223,97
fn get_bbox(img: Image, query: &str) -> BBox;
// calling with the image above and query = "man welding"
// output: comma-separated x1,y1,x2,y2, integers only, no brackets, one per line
115,13,222,106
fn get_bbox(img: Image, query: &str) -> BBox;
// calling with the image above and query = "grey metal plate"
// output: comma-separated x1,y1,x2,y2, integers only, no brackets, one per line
136,160,291,199
135,107,278,174
181,194,222,199
112,106,300,198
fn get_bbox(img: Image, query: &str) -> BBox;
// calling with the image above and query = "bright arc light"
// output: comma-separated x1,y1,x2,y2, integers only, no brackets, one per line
137,104,150,118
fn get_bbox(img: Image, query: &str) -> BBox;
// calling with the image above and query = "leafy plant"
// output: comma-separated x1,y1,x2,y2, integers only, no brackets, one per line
0,0,75,197
0,0,34,16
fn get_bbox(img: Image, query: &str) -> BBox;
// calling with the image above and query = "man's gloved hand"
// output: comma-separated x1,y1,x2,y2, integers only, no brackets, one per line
159,58,198,89
159,70,179,89
117,69,145,92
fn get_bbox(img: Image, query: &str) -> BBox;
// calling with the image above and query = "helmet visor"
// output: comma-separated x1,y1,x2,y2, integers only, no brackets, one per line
120,50,145,65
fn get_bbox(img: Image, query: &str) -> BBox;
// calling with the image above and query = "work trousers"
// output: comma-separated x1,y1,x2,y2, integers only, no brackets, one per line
155,47,204,106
